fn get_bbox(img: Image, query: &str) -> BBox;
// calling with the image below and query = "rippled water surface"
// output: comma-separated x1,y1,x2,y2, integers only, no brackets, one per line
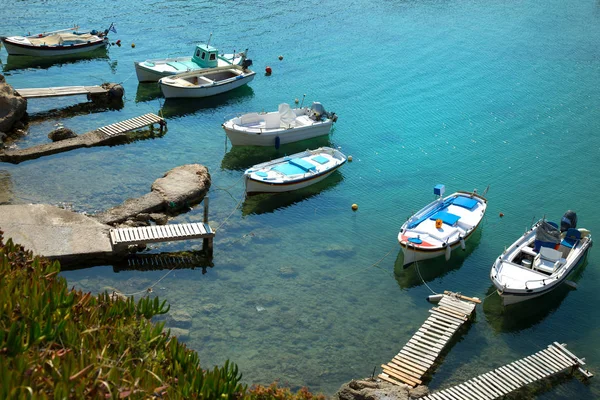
2,0,600,397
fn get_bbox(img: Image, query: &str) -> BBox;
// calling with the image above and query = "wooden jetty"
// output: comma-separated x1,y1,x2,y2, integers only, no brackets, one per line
110,198,214,256
0,112,166,164
98,113,165,137
379,292,480,387
421,342,593,400
15,85,107,99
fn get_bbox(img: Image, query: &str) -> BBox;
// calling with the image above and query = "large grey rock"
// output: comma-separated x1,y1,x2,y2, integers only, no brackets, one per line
94,164,211,225
334,379,429,400
0,78,27,133
48,127,77,142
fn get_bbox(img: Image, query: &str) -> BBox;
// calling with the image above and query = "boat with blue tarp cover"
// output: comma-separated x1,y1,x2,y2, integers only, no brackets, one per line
490,211,593,306
398,184,488,266
134,35,248,82
243,147,346,195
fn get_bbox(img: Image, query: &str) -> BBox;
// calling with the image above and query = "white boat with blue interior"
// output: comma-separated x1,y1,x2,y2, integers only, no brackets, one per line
490,211,592,306
398,185,488,266
244,147,346,195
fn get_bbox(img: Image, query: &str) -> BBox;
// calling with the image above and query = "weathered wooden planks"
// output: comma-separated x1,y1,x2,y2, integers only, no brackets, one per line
15,85,108,98
98,113,165,137
379,293,478,387
110,222,214,247
420,343,593,400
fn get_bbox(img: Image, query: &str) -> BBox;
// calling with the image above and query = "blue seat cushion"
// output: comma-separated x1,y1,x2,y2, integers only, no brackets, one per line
408,237,423,244
452,196,478,210
273,163,306,176
311,155,329,165
255,171,268,178
561,228,581,249
289,158,316,171
430,211,460,226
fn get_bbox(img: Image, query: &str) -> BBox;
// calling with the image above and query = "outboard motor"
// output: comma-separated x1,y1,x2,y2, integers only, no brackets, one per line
309,102,327,121
242,58,253,70
560,210,578,232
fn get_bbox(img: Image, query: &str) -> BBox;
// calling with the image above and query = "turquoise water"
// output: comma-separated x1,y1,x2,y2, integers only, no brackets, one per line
2,0,600,397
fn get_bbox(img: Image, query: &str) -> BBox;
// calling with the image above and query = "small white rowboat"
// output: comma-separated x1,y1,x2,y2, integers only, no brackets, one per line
158,65,255,99
244,147,346,195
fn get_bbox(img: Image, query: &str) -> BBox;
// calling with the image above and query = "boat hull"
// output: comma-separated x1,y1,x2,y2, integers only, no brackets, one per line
224,122,332,146
245,166,340,195
494,245,591,306
1,38,107,56
134,54,243,82
135,63,171,82
159,73,255,98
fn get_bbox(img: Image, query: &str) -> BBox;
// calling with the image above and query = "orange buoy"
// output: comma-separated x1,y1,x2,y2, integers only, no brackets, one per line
265,66,272,75
131,43,136,48
435,218,443,229
351,204,358,211
499,212,504,218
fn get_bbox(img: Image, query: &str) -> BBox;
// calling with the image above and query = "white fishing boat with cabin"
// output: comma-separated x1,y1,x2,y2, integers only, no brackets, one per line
158,64,255,99
398,185,488,266
134,36,248,82
1,25,111,57
244,147,346,195
490,211,593,306
223,101,337,147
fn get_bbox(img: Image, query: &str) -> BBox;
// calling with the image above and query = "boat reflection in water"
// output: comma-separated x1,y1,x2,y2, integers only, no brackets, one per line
482,257,588,333
1,49,109,72
241,170,343,216
393,228,483,289
135,82,162,103
158,85,254,118
221,135,332,172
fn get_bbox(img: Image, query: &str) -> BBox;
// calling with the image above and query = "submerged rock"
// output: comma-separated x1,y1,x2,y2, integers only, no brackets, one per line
48,127,77,142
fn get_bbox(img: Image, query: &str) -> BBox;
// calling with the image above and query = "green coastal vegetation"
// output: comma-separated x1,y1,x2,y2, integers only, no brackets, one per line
0,230,324,399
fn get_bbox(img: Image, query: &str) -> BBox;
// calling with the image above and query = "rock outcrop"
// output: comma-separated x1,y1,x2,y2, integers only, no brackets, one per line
94,164,211,225
334,379,429,400
48,127,77,142
0,75,27,135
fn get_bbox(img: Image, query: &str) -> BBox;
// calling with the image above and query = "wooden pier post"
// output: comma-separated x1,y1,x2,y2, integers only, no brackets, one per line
203,197,213,257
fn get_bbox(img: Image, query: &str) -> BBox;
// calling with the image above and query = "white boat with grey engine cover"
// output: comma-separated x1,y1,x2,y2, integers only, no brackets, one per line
398,184,488,266
490,211,592,306
222,102,337,147
244,147,346,195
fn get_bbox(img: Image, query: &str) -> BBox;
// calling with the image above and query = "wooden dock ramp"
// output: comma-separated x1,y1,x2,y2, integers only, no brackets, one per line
421,342,593,399
16,85,108,99
98,113,165,137
110,222,214,247
379,291,480,387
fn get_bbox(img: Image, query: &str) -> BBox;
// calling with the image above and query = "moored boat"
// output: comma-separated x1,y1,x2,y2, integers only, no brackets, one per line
398,185,488,266
223,102,337,147
244,147,346,195
134,39,248,82
158,64,255,99
1,25,111,57
490,211,593,306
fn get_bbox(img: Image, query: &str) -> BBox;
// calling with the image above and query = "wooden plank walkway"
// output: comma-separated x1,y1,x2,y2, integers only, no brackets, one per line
421,342,593,399
379,292,480,387
110,222,214,247
15,85,107,99
98,113,165,137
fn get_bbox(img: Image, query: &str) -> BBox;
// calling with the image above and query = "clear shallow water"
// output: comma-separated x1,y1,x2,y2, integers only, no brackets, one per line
2,0,600,397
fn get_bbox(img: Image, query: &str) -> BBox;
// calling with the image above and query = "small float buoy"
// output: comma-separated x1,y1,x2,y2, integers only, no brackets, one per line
351,203,358,211
278,55,283,61
460,236,466,250
275,136,280,149
348,155,353,162
294,98,299,104
499,212,504,217
444,244,451,261
265,66,272,75
131,43,136,48
427,294,443,303
116,39,121,46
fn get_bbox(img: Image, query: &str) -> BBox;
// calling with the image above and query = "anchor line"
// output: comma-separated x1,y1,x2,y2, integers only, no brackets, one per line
415,259,439,295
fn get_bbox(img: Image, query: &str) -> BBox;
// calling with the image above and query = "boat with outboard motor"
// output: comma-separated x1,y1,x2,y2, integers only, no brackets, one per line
1,24,112,57
223,101,337,147
135,35,248,82
398,184,488,266
490,211,592,306
243,147,346,195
